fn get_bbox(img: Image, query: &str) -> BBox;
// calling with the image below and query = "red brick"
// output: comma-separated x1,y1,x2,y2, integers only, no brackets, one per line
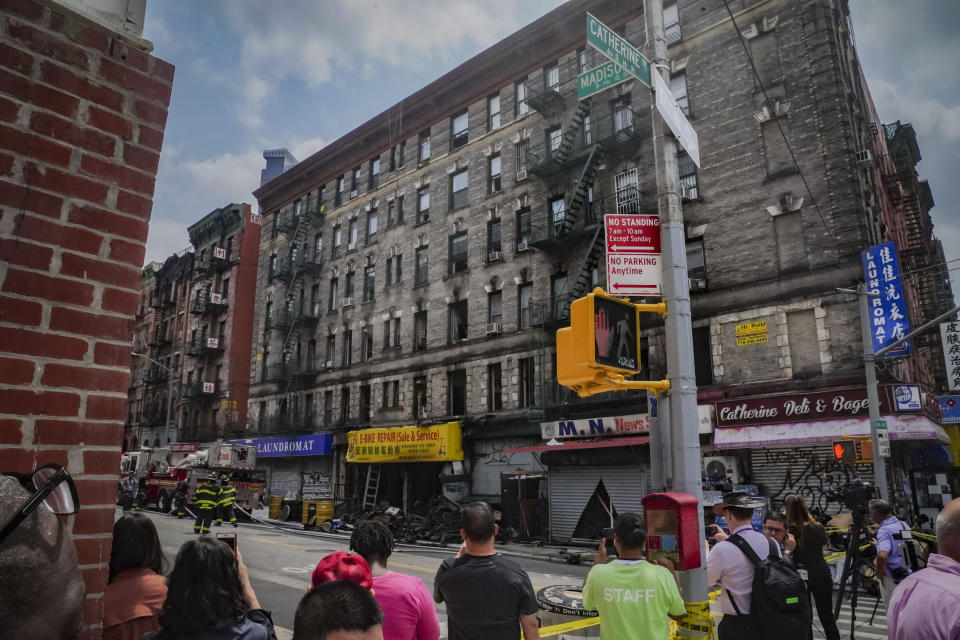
50,307,133,341
42,363,129,393
0,447,69,473
0,419,22,444
0,67,32,104
0,151,13,174
83,449,120,475
0,389,81,416
81,565,108,596
102,287,139,314
0,237,53,270
40,61,123,112
85,105,132,139
0,356,35,385
107,237,145,266
122,143,160,173
7,21,90,70
3,0,45,22
0,122,73,167
79,154,154,196
85,394,126,420
115,190,153,219
132,99,167,127
13,214,103,255
153,58,175,84
74,24,111,55
93,341,133,367
137,124,164,151
68,204,149,242
0,326,88,360
0,42,34,75
73,478,121,505
0,180,62,217
74,536,111,565
2,268,95,306
46,9,63,31
109,41,150,73
30,111,115,157
35,420,123,446
60,252,140,289
99,57,172,104
0,95,20,122
0,295,43,326
24,163,109,204
73,507,116,535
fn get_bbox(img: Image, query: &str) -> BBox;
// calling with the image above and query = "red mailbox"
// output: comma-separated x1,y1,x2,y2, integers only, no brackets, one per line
641,492,702,570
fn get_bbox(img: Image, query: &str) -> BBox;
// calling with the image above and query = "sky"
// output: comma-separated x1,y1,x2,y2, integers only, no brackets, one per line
142,0,960,286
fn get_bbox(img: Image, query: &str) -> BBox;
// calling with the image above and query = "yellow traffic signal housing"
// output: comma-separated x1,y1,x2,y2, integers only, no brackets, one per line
832,440,857,463
557,288,669,397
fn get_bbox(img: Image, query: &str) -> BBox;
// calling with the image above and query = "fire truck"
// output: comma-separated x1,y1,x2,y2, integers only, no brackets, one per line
119,442,266,514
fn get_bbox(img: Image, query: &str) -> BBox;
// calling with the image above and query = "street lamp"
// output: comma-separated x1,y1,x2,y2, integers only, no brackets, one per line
132,352,176,447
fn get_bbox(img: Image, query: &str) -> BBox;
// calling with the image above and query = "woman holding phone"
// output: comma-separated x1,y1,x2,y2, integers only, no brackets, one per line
142,536,277,640
784,494,841,640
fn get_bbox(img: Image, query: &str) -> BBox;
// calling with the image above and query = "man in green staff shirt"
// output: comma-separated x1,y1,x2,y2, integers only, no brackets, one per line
582,513,687,639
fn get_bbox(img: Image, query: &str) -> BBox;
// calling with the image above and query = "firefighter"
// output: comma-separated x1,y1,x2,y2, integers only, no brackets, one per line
216,474,238,527
120,472,136,514
133,475,148,511
173,480,189,519
193,476,218,534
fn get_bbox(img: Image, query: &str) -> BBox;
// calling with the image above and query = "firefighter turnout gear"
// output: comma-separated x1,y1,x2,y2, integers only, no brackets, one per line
134,476,148,511
193,479,218,534
174,481,189,519
217,477,238,527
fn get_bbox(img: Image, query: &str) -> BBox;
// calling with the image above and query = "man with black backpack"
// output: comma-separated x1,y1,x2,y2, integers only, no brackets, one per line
707,491,811,640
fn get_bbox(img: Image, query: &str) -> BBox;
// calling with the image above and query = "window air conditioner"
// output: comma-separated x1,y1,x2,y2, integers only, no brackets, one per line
324,360,334,369
680,185,698,201
703,456,742,484
485,322,502,335
341,297,354,307
516,240,529,252
350,190,358,198
515,169,528,182
688,277,707,292
487,251,502,262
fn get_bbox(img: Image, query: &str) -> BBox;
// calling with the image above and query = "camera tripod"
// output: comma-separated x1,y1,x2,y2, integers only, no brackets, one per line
832,506,880,640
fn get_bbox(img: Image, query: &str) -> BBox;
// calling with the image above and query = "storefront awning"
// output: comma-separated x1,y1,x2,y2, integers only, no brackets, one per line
502,435,650,454
714,414,950,450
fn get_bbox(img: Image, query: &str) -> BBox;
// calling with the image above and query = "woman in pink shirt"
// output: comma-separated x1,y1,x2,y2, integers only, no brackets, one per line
350,521,441,640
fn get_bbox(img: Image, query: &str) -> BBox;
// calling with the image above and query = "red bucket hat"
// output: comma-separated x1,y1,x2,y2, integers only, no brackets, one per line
311,551,373,590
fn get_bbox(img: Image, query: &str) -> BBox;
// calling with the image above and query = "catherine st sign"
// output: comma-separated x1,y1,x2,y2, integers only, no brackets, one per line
586,12,650,87
577,60,632,100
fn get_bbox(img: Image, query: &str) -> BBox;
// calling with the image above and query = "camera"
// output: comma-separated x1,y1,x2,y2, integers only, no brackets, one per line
601,527,614,541
825,478,877,511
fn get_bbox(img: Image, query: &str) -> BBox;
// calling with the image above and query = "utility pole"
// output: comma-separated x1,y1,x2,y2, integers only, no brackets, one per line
133,352,176,446
856,284,889,501
644,0,707,601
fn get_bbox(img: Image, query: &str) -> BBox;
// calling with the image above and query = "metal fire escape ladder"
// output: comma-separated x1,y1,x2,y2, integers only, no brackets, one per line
562,144,603,234
279,202,315,398
572,223,606,300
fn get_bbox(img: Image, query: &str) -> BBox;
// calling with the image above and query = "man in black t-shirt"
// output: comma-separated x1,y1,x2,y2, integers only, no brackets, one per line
434,502,540,640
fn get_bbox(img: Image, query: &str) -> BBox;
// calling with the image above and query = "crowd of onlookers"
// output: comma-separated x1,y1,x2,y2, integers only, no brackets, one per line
3,464,960,640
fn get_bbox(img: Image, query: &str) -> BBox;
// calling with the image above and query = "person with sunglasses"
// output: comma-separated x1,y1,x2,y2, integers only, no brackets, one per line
0,464,85,640
760,513,796,557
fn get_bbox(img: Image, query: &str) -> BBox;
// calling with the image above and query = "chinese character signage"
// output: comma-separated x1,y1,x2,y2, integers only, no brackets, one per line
941,322,960,391
861,242,911,357
346,422,463,463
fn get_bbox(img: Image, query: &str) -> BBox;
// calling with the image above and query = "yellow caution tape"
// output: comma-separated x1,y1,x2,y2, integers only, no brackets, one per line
523,616,602,639
824,551,846,563
672,601,717,640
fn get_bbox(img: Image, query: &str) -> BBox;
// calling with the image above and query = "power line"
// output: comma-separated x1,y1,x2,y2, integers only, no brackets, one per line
898,256,960,281
720,0,861,283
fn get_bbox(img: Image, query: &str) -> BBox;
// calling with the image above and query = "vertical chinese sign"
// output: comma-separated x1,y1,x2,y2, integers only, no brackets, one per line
941,322,960,391
861,242,911,357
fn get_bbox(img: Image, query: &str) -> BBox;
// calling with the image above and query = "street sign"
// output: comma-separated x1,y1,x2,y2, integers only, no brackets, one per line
940,322,960,390
577,61,632,100
861,242,911,357
586,12,651,87
605,214,662,295
875,419,891,458
652,71,700,167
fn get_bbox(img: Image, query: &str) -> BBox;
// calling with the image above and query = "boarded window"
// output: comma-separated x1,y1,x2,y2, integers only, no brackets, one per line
774,211,807,272
788,310,822,377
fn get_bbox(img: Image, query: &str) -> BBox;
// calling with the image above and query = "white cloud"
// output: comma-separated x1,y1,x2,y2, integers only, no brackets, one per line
144,217,190,266
870,79,960,143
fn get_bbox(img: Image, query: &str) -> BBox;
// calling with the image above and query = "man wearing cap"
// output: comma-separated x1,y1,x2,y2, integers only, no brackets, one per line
707,491,779,639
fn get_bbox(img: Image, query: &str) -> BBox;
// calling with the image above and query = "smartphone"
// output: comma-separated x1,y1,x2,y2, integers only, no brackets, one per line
601,527,615,540
216,531,237,553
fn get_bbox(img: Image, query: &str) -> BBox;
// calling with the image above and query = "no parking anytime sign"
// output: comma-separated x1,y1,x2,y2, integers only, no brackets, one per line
605,214,662,295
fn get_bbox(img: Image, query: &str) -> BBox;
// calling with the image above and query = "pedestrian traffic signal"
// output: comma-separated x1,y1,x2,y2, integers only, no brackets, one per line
832,440,857,462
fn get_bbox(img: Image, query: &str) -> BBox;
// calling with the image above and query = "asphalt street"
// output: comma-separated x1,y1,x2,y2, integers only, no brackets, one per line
143,510,591,639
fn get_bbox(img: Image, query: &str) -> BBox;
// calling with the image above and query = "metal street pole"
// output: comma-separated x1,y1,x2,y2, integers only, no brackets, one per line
856,284,889,501
644,0,707,601
132,353,176,446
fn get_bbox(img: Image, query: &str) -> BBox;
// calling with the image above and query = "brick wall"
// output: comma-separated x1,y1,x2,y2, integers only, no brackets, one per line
0,1,173,637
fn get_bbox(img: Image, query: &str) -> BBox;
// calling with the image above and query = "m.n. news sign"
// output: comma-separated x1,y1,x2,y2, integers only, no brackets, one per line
541,413,650,440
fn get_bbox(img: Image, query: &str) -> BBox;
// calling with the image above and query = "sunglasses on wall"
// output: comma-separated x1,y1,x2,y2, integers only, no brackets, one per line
0,464,80,545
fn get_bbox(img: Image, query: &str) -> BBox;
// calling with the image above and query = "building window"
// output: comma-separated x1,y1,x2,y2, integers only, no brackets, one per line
413,375,427,419
358,384,370,421
328,277,338,311
383,316,401,350
488,154,501,193
516,208,531,250
615,169,639,214
414,247,428,286
268,253,277,279
487,218,502,258
450,169,469,209
583,113,593,146
518,283,532,329
545,63,560,93
487,363,503,411
515,80,528,116
332,224,342,258
351,166,360,194
448,231,468,274
341,329,353,367
664,2,681,44
387,200,397,228
344,270,355,300
613,97,634,140
448,300,468,344
325,334,336,365
369,157,380,189
671,71,688,110
417,188,430,224
413,310,427,352
419,129,430,163
547,127,562,155
448,370,466,415
488,93,501,131
692,326,713,386
551,273,568,320
382,380,399,408
549,196,566,237
313,233,323,263
391,317,401,349
261,348,269,382
360,326,373,361
451,111,468,149
515,139,528,177
391,142,405,170
774,210,807,272
391,253,402,284
488,290,502,328
788,310,822,378
340,387,350,424
323,390,333,426
518,357,536,407
366,208,378,243
335,177,344,206
348,219,358,250
578,48,590,73
271,213,278,239
678,152,698,200
363,265,375,302
396,195,404,224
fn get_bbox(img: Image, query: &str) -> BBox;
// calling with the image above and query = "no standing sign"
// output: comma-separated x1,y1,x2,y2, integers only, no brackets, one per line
605,214,662,296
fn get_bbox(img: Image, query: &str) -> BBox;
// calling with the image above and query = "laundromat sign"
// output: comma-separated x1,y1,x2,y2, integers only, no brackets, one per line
541,413,650,440
346,421,463,463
